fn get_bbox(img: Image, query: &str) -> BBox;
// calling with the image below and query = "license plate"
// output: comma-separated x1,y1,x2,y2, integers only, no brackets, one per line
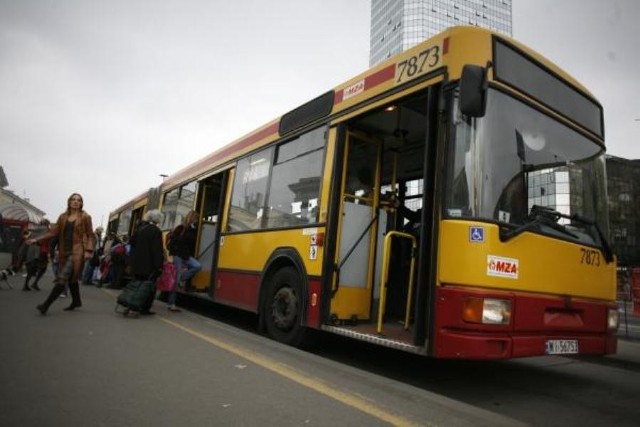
545,339,579,355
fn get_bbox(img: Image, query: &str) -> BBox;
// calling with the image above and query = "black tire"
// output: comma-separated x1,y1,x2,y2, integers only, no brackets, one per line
263,267,306,346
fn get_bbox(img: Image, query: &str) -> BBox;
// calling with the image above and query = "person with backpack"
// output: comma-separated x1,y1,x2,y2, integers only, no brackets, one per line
166,210,201,312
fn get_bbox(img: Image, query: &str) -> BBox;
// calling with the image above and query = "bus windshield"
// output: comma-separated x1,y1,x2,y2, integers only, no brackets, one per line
445,88,609,246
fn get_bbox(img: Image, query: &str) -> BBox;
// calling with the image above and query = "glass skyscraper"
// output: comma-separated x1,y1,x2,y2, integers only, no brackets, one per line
370,0,512,66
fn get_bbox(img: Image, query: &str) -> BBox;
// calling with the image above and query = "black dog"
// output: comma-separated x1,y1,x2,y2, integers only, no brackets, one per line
0,266,16,288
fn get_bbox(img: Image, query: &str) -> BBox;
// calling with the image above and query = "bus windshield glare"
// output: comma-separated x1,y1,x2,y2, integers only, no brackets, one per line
445,88,609,246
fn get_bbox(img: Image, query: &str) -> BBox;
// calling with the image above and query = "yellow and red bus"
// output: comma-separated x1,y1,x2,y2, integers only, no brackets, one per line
109,26,618,359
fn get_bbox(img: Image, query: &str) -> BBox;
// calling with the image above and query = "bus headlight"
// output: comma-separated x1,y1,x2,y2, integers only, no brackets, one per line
463,297,512,325
608,308,619,330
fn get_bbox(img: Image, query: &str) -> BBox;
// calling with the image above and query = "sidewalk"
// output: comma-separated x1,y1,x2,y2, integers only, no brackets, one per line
0,273,400,426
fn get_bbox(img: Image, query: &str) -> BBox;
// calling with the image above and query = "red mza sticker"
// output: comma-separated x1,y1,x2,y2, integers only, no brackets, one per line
487,255,519,279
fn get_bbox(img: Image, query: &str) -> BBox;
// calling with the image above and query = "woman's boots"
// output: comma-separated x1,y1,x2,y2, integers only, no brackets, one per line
63,282,82,311
22,274,40,291
36,282,82,314
22,276,32,291
36,285,66,315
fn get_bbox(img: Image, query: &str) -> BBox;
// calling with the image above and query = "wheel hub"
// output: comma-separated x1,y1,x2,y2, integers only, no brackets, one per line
272,287,297,329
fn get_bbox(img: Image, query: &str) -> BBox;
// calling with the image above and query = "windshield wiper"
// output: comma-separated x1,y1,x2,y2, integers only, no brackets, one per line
500,205,578,243
500,205,613,263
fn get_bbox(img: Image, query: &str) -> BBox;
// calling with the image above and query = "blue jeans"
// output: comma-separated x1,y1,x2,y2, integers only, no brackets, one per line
168,256,201,305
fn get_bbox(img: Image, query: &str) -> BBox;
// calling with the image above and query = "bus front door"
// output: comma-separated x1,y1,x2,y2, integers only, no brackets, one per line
331,131,383,322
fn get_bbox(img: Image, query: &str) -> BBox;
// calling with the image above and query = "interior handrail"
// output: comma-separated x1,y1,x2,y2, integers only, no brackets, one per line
377,231,417,334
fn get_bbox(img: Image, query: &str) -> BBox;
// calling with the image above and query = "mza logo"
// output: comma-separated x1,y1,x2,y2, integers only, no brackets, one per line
342,79,365,101
487,255,519,279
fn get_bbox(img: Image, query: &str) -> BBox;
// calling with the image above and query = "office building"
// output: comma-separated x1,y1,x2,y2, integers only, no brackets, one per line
606,155,640,268
370,0,512,66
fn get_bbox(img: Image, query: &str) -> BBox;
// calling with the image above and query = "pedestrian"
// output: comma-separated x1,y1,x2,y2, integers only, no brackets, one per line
0,229,31,282
108,235,129,289
22,219,51,291
166,210,201,312
82,226,104,285
27,193,96,315
128,209,165,315
15,229,31,273
98,232,117,288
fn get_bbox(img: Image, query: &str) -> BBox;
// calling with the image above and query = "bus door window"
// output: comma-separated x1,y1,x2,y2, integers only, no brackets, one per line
160,181,197,232
130,206,145,235
345,152,376,205
195,173,226,294
116,209,133,238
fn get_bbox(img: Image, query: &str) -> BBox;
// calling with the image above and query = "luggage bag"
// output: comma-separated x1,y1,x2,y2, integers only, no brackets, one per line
115,280,156,317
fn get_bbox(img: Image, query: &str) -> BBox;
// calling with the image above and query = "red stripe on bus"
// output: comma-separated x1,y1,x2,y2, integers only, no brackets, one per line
443,37,449,55
334,64,396,105
214,121,279,163
365,64,396,89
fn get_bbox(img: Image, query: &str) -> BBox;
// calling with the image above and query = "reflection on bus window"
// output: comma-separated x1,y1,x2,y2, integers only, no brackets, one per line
161,181,197,231
227,126,326,232
345,136,377,205
117,209,132,237
265,130,324,228
228,148,273,231
445,89,608,244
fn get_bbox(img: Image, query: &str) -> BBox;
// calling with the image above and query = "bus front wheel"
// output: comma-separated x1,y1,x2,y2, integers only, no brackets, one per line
264,267,306,346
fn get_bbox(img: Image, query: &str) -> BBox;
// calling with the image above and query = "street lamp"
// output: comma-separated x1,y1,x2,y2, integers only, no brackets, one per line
159,174,168,181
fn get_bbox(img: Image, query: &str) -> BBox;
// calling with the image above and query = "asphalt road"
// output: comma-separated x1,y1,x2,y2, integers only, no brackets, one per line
2,272,640,427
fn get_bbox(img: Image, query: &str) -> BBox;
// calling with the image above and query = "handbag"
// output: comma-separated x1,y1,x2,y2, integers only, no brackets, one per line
156,261,177,292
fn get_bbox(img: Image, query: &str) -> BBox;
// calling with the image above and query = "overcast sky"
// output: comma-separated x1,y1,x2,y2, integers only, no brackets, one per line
1,0,638,227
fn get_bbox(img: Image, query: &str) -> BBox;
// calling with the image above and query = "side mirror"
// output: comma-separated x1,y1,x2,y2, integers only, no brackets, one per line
459,65,487,117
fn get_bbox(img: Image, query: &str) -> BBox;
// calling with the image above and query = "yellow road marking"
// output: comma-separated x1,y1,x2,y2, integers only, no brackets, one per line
160,316,422,426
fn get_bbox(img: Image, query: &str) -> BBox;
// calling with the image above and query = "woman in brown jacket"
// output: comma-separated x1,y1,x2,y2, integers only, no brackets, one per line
28,193,96,314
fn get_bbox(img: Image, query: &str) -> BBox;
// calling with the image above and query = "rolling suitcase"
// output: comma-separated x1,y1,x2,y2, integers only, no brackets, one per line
115,280,156,317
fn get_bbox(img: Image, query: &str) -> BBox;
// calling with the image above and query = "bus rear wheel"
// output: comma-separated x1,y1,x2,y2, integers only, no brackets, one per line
264,267,306,346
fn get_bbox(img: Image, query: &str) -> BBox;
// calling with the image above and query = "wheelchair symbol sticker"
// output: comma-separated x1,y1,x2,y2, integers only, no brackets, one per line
469,226,484,243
